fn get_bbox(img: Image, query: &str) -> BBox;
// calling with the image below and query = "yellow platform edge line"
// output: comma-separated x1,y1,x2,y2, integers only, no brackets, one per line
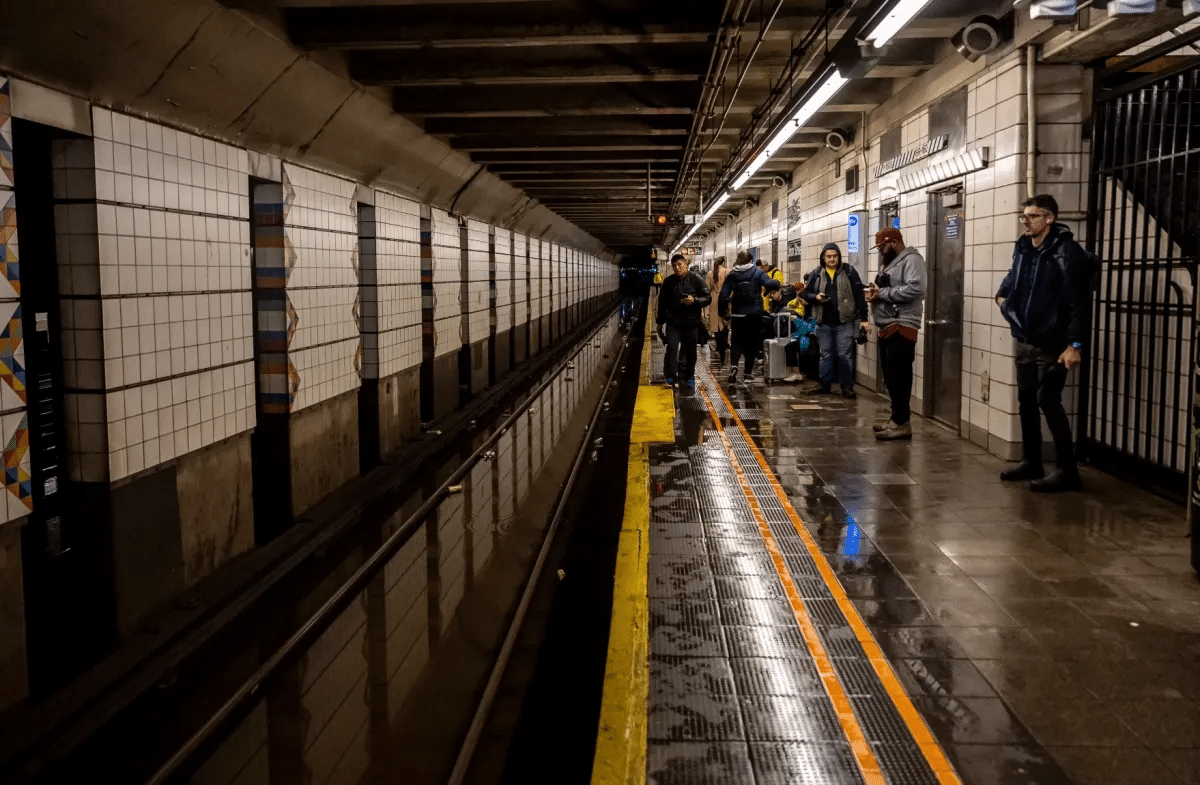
708,376,963,784
590,441,650,785
591,299,667,785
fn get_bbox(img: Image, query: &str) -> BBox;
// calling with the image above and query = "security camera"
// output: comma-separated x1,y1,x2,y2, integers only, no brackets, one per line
825,128,853,152
772,175,788,189
952,15,1010,61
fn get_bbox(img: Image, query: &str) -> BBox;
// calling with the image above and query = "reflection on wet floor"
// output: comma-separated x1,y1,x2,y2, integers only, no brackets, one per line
651,344,1199,785
179,318,623,785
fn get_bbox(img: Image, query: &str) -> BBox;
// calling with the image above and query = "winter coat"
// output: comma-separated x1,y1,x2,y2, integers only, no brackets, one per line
995,223,1090,351
718,262,782,317
656,272,711,327
802,243,867,326
870,246,927,331
705,266,729,330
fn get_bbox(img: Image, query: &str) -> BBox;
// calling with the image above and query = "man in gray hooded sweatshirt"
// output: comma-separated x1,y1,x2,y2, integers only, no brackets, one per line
866,228,926,440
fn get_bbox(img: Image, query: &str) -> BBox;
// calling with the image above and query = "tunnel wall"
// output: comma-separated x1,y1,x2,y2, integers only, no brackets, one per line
0,73,620,710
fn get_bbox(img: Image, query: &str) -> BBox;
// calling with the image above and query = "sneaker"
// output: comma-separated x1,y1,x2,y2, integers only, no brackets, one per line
841,386,857,399
664,377,675,387
727,367,738,384
811,386,832,395
1000,462,1044,482
872,420,896,433
686,379,696,390
875,422,912,440
783,372,805,383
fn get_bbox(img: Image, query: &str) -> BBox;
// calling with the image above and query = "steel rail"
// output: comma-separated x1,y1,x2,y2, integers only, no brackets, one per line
445,312,631,785
144,308,628,785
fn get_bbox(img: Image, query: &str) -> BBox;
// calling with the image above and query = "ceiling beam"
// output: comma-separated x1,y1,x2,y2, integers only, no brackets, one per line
424,115,692,136
393,84,700,116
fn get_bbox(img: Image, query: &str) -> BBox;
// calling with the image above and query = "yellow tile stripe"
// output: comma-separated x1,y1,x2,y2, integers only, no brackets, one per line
591,300,667,785
697,386,886,784
706,377,962,783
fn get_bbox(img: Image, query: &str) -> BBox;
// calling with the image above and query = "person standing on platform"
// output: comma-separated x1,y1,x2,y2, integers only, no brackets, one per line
656,254,711,389
865,228,926,440
802,242,869,398
759,259,785,311
719,250,781,385
995,194,1090,492
705,256,730,366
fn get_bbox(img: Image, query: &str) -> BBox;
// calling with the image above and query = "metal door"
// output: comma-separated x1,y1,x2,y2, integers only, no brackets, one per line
925,187,966,427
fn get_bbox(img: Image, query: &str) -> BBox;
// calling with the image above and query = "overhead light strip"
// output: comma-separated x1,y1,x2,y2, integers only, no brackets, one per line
866,0,936,47
672,191,731,255
731,68,849,191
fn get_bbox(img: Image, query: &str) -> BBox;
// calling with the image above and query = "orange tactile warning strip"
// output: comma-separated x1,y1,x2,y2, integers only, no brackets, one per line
700,366,961,784
697,383,887,784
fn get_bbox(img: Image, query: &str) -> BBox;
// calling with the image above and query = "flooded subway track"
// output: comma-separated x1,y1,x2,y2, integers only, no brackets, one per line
2,304,635,785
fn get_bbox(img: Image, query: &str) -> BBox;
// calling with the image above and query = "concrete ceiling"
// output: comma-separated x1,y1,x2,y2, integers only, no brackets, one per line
251,0,1000,252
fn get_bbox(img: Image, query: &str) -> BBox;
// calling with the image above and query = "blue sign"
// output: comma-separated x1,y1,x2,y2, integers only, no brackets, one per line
892,216,901,230
847,214,861,253
945,215,961,240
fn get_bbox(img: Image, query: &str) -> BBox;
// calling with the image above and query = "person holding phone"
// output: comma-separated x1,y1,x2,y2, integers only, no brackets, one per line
995,194,1091,493
802,242,869,398
865,228,926,440
656,254,711,389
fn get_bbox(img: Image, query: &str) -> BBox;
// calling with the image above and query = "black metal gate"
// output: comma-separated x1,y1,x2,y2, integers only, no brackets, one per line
1083,43,1200,499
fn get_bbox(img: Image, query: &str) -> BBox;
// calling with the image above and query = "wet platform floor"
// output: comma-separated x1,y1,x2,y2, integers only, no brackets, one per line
637,340,1200,785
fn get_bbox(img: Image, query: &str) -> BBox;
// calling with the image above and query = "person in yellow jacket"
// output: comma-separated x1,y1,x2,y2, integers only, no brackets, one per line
758,260,784,311
652,269,663,291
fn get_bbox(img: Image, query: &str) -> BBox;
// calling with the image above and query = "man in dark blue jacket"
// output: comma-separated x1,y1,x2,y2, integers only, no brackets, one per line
719,250,781,384
656,254,711,389
995,194,1091,492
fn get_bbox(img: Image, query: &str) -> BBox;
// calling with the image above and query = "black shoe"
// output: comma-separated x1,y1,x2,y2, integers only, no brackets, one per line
1000,462,1044,482
1029,469,1083,493
811,386,832,395
841,386,857,399
727,367,738,384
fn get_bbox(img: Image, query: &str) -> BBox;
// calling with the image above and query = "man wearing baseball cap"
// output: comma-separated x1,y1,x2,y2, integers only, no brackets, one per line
864,227,927,440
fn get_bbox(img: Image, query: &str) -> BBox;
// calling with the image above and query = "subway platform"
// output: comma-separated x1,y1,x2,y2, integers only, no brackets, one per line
592,319,1200,785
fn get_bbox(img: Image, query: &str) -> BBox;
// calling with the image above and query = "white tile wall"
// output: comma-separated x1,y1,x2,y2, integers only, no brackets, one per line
282,163,361,412
68,109,255,481
513,233,529,325
465,219,489,343
430,208,461,357
373,192,422,376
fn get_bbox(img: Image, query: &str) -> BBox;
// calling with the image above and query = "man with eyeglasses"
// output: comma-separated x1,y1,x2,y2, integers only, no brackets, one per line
995,194,1091,492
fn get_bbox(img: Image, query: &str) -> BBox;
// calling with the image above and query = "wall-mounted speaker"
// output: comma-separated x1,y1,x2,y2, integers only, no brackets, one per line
825,128,853,152
951,15,1008,62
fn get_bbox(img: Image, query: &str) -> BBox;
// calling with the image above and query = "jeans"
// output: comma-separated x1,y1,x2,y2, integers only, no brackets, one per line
664,323,698,382
878,333,916,425
729,315,761,375
1015,342,1076,472
815,321,857,389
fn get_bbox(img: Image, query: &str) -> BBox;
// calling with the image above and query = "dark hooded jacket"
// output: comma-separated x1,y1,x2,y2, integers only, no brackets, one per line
718,260,781,317
801,243,867,326
656,271,711,327
996,223,1090,350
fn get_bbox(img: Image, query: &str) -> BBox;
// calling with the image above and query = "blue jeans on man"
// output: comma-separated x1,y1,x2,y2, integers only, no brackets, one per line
814,321,857,392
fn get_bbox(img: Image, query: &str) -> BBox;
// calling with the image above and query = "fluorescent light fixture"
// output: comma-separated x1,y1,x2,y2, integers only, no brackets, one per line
729,69,848,191
1028,0,1076,19
702,191,730,222
867,0,935,46
1105,0,1155,13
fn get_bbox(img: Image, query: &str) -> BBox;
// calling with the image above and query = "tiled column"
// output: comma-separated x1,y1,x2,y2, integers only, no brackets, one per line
0,78,29,524
0,75,29,713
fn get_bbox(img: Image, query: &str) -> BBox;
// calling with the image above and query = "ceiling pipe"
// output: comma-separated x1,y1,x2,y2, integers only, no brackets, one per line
670,0,789,216
663,0,750,244
699,0,865,210
1026,44,1038,200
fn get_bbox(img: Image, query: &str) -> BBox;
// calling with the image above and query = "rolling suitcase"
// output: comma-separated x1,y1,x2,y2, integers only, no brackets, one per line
762,311,794,383
762,337,790,382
